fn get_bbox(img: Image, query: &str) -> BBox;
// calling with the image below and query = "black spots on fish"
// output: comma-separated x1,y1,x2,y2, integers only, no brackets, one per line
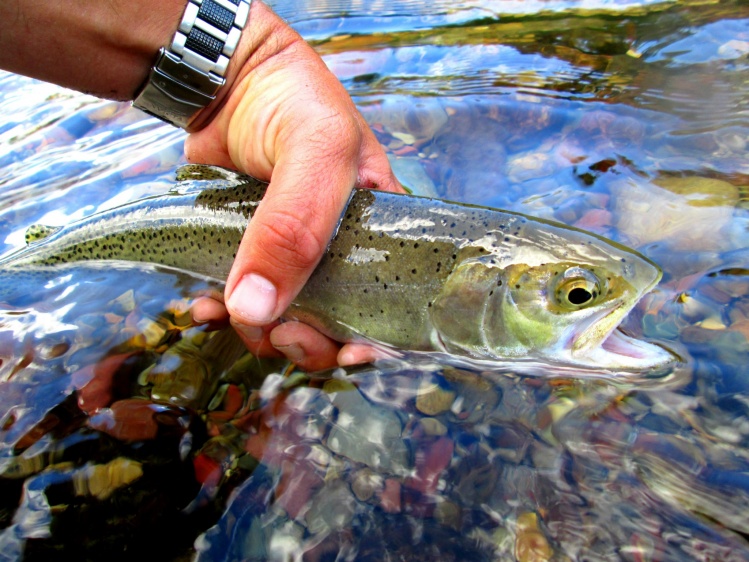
515,284,521,289
504,237,510,242
411,268,417,275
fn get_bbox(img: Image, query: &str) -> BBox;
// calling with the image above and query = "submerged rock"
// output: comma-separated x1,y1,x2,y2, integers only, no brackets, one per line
612,175,739,251
324,381,409,474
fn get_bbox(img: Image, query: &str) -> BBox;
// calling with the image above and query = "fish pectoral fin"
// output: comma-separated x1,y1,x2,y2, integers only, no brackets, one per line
24,224,61,245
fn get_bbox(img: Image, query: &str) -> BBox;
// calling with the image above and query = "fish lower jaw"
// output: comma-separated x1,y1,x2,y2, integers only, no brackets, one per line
568,328,676,372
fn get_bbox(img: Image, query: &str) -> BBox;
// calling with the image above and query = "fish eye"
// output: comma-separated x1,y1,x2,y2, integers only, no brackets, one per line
553,268,603,309
568,286,594,305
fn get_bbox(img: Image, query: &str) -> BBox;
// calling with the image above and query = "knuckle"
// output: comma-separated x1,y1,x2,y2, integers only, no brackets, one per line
305,109,362,160
257,208,328,274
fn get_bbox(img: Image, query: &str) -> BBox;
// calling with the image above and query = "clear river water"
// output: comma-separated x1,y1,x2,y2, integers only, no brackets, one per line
0,1,747,560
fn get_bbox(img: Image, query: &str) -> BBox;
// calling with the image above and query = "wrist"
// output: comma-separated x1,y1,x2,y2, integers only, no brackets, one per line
184,0,300,132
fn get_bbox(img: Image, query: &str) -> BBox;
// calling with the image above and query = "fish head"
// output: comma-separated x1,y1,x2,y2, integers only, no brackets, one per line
429,227,676,372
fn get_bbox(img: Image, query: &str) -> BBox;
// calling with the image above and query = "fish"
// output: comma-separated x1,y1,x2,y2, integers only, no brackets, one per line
0,165,675,374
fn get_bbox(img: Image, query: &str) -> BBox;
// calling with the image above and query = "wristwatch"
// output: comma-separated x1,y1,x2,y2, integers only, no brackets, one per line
133,0,251,128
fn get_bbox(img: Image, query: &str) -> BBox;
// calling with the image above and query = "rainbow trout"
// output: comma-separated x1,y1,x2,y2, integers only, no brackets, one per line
0,165,674,372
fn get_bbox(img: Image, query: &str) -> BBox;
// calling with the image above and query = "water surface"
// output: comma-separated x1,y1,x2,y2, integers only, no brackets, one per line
0,1,748,560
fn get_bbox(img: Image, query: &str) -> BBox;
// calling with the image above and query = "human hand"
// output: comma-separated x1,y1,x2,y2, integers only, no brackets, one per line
185,1,403,370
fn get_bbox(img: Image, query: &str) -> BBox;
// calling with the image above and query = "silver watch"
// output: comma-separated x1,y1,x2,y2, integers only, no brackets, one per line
133,0,251,128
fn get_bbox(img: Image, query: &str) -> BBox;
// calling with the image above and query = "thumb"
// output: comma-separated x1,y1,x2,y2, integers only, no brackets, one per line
223,126,360,326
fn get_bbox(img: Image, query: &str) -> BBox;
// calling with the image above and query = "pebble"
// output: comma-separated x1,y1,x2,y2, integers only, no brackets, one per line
506,152,557,184
72,457,143,501
416,379,455,416
326,382,409,473
515,512,552,562
304,480,358,535
351,467,384,501
419,417,448,436
612,176,738,251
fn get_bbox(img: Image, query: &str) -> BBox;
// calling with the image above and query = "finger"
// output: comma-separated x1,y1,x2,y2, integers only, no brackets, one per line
355,120,405,194
230,317,284,358
224,113,361,326
337,343,390,366
191,296,231,330
184,126,236,169
269,321,340,371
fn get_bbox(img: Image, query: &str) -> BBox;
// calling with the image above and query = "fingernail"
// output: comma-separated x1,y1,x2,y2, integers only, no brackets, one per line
275,343,305,364
227,273,277,324
338,349,366,367
338,349,358,366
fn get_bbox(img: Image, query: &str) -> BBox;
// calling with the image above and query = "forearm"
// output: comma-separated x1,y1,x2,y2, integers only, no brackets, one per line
0,0,296,128
0,0,186,100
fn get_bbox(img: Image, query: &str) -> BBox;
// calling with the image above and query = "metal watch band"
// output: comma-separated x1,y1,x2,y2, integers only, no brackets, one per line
133,0,251,128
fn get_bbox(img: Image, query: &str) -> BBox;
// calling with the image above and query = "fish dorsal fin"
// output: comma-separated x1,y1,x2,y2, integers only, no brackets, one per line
25,224,61,245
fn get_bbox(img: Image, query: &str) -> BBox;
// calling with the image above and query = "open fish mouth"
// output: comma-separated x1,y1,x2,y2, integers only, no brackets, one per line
571,307,676,371
598,328,676,370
